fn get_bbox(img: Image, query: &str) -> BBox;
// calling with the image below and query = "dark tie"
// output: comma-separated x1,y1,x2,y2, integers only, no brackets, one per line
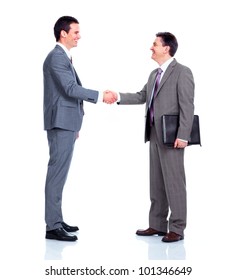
149,68,163,125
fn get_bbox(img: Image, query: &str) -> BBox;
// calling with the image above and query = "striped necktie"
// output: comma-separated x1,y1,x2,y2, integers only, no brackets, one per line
149,68,163,125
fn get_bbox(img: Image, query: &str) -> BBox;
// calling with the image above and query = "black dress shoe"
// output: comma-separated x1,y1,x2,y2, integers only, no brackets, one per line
136,227,166,236
46,228,78,241
162,231,184,242
61,222,79,232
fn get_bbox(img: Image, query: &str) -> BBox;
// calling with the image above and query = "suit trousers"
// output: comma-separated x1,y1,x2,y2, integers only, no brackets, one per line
45,128,77,231
149,126,187,236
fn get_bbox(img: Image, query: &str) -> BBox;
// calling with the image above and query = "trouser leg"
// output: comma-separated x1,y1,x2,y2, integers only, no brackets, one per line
45,129,77,231
149,127,168,232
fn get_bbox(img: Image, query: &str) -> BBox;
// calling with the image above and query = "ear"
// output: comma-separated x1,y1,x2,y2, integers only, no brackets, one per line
61,30,67,38
164,45,170,54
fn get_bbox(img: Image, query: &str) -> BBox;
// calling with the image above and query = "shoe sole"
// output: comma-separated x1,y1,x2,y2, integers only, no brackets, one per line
46,234,77,241
136,232,167,236
162,236,184,242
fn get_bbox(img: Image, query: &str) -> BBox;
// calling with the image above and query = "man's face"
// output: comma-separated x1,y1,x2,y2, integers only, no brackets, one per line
63,23,81,50
150,37,168,63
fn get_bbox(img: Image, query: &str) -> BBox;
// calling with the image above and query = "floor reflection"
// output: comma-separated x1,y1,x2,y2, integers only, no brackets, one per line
135,235,186,260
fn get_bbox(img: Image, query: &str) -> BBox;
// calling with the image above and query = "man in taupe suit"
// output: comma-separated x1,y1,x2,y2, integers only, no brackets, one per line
43,16,115,241
108,32,194,242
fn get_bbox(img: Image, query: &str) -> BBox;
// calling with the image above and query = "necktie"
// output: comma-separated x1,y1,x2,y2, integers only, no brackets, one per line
149,68,163,125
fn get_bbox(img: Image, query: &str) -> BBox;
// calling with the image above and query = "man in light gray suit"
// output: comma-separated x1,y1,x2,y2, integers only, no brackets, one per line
43,16,115,241
107,32,195,242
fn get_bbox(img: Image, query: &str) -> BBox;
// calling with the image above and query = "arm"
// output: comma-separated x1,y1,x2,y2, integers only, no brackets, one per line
119,84,147,105
176,66,195,147
104,84,147,105
49,52,99,103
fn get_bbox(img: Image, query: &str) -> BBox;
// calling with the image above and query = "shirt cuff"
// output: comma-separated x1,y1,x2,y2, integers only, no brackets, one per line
178,138,188,143
98,91,103,102
116,92,121,103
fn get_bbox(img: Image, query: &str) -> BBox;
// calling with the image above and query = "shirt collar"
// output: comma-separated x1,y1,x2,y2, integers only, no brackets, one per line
159,57,174,73
56,42,71,60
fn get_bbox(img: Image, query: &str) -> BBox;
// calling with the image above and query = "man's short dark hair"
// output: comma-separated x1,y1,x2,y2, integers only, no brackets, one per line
156,32,178,57
54,16,79,41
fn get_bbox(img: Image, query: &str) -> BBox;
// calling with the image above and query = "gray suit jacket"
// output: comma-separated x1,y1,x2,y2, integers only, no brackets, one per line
43,45,99,132
119,59,195,143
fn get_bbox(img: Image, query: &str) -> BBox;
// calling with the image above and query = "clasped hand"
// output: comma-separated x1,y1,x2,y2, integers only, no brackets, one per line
103,90,118,104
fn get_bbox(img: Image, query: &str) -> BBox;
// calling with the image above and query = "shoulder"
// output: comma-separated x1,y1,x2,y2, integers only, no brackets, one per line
172,60,194,82
46,45,66,59
173,59,192,73
43,45,71,71
44,46,68,65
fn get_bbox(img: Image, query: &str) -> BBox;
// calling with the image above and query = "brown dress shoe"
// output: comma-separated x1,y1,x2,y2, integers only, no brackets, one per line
162,231,184,242
136,227,166,236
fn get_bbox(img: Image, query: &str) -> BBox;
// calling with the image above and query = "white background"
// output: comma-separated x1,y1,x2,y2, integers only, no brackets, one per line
1,0,236,279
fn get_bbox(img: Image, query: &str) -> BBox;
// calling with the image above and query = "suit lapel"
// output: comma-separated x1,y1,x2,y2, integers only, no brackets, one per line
55,45,82,86
156,59,177,95
146,59,177,114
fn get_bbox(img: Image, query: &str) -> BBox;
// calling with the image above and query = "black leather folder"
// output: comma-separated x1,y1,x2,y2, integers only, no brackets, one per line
161,114,201,146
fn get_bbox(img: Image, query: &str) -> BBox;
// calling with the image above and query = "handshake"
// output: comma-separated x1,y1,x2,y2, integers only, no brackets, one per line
103,90,118,104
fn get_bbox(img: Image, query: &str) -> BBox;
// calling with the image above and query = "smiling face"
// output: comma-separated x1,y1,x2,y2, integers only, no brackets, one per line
60,23,81,50
150,37,170,65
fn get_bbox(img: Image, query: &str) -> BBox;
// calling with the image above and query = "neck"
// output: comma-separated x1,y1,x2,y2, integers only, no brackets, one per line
156,55,172,66
58,39,71,51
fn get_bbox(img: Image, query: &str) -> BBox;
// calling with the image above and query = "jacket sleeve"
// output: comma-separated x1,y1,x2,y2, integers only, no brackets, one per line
119,84,147,105
177,66,195,141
